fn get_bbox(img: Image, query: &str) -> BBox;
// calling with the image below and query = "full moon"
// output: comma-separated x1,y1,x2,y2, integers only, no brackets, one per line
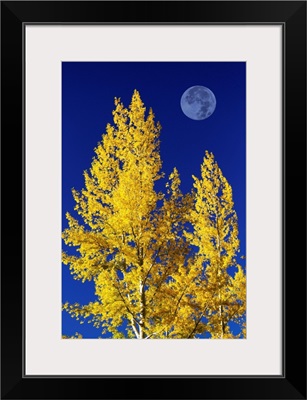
180,86,216,120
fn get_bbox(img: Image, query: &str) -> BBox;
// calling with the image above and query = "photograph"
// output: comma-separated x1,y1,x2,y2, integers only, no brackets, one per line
1,0,306,397
62,61,246,339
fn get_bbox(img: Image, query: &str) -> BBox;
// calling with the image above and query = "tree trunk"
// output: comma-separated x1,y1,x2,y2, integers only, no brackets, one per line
219,303,224,339
216,222,224,339
139,280,146,339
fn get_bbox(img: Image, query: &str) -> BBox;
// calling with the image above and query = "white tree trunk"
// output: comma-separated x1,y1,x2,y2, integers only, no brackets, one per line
139,280,145,339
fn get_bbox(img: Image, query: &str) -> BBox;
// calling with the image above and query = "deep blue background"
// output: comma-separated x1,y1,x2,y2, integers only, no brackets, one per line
62,62,246,338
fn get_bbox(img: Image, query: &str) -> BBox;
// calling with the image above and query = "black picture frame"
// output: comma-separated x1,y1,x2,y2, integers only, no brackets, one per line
1,1,306,399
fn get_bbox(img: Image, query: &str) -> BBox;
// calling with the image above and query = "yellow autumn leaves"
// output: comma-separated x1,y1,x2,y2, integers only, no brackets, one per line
62,90,246,339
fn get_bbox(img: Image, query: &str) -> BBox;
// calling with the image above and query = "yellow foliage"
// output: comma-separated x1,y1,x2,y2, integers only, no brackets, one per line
188,151,245,338
62,91,246,339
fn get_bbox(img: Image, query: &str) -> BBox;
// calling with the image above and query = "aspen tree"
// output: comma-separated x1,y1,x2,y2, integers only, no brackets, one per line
62,93,246,338
189,151,246,338
63,91,190,338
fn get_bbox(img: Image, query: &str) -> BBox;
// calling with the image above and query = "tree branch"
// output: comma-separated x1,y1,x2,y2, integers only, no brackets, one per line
172,284,189,318
187,309,207,339
113,283,140,328
144,327,165,339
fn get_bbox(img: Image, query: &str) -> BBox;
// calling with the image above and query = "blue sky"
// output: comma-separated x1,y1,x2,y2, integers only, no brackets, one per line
62,62,246,338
